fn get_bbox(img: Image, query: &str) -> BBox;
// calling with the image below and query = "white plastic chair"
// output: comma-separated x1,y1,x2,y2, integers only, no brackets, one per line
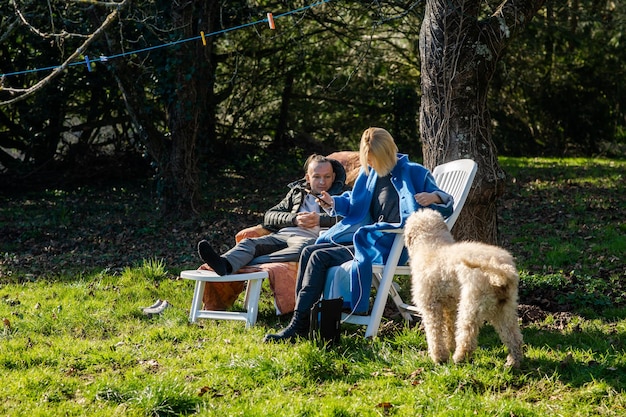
342,159,478,337
180,269,268,328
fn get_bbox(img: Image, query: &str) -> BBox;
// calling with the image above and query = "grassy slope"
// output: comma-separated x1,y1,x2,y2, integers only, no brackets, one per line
0,157,625,416
498,157,625,317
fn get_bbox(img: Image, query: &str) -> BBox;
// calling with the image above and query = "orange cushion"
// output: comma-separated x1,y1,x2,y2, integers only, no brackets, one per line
200,262,298,315
202,225,298,314
235,224,271,242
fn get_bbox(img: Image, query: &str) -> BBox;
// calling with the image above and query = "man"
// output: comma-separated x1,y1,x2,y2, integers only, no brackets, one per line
197,154,346,275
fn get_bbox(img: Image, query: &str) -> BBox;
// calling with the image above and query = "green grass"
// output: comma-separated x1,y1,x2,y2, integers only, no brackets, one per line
1,157,625,416
498,157,625,316
1,274,625,416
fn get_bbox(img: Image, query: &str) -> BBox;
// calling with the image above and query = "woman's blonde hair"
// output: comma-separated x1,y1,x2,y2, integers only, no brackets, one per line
359,127,398,176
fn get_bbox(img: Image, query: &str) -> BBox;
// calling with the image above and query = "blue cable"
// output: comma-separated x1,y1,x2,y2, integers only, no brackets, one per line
0,0,331,78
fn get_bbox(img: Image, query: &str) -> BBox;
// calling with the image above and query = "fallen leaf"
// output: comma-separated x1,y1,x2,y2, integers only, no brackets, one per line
376,402,393,414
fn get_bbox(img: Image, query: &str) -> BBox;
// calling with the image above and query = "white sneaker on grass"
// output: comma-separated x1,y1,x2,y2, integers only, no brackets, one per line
143,300,171,316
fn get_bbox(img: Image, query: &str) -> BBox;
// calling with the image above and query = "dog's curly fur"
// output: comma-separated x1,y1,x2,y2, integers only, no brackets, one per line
404,209,523,367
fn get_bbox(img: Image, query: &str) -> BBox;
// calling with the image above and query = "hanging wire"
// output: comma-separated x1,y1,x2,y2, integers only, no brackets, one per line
0,0,333,78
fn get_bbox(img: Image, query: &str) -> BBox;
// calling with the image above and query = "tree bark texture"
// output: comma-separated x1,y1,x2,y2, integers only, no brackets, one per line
163,0,219,214
419,0,546,243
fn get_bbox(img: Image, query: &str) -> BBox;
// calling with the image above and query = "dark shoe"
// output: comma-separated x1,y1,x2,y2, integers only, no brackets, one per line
263,311,310,343
198,240,228,276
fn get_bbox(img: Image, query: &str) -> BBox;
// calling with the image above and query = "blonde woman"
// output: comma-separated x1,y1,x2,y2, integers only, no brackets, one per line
264,127,454,342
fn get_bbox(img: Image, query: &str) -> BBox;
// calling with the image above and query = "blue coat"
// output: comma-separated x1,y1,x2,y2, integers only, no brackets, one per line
316,154,453,313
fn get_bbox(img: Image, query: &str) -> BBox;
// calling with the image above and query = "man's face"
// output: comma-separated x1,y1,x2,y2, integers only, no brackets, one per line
306,161,335,194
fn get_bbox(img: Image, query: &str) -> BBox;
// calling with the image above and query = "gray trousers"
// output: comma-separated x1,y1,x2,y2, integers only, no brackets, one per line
223,233,316,272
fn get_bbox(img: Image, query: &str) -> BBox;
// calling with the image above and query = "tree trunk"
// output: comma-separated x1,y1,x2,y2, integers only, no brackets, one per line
273,71,294,148
419,0,546,244
162,0,219,214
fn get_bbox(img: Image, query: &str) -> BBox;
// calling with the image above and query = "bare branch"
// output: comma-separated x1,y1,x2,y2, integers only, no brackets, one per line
67,0,127,6
12,0,88,40
0,17,20,43
1,0,128,106
487,0,547,49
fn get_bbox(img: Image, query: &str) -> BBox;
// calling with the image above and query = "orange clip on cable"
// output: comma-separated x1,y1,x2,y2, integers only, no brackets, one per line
200,31,207,46
267,13,275,30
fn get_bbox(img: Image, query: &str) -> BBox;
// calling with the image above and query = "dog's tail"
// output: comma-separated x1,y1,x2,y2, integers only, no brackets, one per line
462,258,518,288
462,258,518,303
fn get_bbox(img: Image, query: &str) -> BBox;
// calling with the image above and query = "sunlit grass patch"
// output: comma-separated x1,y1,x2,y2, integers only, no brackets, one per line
96,378,201,417
123,257,168,282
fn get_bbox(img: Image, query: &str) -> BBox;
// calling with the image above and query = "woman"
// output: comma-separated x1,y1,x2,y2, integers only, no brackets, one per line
264,127,454,342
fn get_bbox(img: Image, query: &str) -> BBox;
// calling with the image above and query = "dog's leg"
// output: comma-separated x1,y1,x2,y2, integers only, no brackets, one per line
421,303,450,364
452,289,481,364
490,303,524,368
442,306,457,356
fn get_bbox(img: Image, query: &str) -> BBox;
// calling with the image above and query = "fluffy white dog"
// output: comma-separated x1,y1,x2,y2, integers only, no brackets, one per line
404,209,523,367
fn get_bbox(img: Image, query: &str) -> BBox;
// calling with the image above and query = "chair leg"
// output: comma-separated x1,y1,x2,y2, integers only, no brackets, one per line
244,278,264,328
189,280,206,323
380,273,413,322
365,273,395,338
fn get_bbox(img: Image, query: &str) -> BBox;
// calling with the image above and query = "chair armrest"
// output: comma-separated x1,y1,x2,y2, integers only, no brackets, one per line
378,228,404,234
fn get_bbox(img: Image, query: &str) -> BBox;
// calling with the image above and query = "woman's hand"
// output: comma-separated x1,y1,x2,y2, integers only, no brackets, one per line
414,192,442,207
316,191,333,209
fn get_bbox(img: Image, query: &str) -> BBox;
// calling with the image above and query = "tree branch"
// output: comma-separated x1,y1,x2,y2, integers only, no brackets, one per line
0,0,128,106
12,0,88,40
487,0,546,48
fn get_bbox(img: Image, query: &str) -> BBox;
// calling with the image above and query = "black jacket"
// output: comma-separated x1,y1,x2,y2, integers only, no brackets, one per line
262,158,347,232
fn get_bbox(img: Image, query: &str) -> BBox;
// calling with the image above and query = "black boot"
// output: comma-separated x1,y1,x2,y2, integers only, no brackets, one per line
197,240,230,276
263,311,310,343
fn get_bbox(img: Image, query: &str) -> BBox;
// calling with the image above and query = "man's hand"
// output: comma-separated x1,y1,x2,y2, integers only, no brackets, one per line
414,192,442,206
295,211,320,228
